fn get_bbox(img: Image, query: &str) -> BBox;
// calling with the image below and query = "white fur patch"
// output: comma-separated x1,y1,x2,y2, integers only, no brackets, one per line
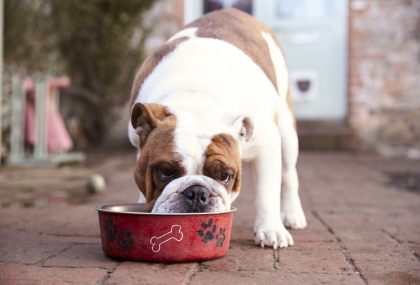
138,191,146,203
261,32,289,100
152,175,230,213
167,27,197,42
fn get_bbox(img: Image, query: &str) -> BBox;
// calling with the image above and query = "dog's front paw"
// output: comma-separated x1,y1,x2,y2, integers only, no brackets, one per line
254,222,294,249
281,195,307,230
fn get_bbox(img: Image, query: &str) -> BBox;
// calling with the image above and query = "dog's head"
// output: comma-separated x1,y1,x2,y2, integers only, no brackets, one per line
131,102,253,213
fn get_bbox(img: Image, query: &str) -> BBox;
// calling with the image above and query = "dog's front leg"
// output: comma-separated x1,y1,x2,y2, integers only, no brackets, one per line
249,130,293,249
275,101,307,230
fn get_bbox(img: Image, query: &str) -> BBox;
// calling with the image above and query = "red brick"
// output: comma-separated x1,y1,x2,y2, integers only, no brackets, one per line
229,225,254,241
284,211,333,243
189,271,363,285
3,205,96,235
369,271,420,285
106,261,198,285
45,209,100,237
0,206,71,232
382,226,420,244
0,229,72,264
43,243,118,269
200,240,275,272
278,241,353,274
357,260,420,285
0,208,46,227
0,263,107,285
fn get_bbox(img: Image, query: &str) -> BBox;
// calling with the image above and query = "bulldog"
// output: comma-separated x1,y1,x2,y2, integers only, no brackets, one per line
128,8,307,248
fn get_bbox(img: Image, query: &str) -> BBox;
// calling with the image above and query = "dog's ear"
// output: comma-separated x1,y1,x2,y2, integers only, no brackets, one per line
229,115,254,143
131,103,170,147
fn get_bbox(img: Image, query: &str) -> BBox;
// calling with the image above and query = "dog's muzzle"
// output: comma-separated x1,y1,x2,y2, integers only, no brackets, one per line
182,185,214,212
151,175,231,213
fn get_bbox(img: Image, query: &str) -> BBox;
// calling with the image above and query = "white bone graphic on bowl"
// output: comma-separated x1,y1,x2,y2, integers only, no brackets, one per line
150,225,183,252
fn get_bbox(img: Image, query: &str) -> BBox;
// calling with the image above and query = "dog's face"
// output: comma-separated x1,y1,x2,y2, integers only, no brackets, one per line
131,102,253,213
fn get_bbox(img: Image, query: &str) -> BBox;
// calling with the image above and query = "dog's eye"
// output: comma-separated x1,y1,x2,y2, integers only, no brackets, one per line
159,168,173,180
221,173,232,185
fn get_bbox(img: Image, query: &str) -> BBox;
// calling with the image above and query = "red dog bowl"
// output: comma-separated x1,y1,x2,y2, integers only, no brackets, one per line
95,203,236,262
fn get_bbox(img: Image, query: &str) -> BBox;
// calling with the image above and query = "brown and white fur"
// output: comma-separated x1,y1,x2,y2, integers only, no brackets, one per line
128,8,307,249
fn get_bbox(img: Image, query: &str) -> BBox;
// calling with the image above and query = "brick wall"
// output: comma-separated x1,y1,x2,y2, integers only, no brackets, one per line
348,0,420,156
142,0,185,54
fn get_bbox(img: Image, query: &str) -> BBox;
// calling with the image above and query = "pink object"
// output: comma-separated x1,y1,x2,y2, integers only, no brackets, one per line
96,203,236,262
23,76,73,153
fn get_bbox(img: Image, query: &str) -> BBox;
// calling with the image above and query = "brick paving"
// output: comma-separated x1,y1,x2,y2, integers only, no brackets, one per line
0,150,419,285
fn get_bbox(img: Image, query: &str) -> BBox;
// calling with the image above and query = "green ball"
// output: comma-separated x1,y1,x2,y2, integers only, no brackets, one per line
86,174,106,193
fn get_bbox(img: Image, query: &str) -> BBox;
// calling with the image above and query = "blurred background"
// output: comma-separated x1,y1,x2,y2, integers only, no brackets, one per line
1,0,420,166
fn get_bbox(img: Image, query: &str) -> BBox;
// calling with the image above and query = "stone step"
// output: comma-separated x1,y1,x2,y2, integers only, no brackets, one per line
297,120,358,151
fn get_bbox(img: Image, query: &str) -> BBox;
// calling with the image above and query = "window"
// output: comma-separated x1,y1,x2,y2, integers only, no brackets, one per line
203,0,253,15
276,0,333,19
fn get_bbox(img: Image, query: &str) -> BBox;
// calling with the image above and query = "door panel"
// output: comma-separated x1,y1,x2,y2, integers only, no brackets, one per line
255,0,348,120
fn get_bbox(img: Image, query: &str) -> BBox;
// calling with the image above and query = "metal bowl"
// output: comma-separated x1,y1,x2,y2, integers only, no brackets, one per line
95,203,236,262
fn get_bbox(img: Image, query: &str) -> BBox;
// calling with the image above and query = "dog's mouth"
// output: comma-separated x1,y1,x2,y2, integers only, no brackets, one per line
151,175,230,213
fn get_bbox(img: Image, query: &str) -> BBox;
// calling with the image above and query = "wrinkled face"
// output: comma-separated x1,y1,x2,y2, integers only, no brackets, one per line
131,103,250,213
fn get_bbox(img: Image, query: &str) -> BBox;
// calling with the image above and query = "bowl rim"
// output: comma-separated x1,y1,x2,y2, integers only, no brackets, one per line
95,203,237,216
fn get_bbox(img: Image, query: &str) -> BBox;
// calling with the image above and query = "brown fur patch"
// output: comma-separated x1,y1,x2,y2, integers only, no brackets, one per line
131,103,173,148
186,8,280,93
133,104,186,212
187,8,295,126
203,133,242,193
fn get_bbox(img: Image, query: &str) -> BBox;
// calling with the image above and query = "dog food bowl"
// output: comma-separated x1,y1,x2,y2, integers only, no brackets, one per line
95,203,236,262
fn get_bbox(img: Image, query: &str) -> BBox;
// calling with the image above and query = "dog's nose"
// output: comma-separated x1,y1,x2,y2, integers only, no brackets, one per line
182,185,211,212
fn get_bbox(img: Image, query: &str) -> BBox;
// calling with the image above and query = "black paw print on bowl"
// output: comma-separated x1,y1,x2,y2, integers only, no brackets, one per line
197,219,226,247
216,228,226,247
119,229,135,250
104,218,117,242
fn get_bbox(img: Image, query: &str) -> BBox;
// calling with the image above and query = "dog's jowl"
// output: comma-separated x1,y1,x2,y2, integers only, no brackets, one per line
128,8,307,249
